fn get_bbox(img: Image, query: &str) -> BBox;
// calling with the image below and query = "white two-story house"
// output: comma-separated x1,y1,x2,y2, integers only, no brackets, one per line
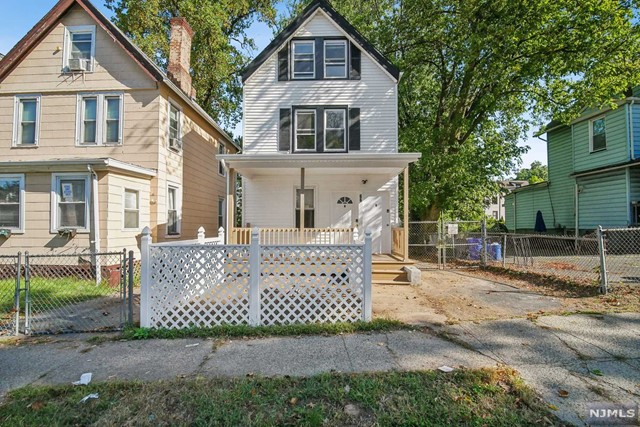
219,0,420,255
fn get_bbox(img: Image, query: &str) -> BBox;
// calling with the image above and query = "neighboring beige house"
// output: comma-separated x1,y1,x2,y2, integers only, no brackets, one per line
484,179,529,220
0,0,237,256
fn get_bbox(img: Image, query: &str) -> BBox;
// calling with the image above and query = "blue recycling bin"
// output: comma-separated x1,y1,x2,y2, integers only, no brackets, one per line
490,242,502,261
467,238,482,260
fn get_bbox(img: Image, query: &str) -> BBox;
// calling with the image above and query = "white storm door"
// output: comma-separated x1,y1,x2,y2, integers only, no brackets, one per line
359,191,390,253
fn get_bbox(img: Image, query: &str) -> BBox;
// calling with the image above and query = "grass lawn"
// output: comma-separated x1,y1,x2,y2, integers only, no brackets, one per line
117,318,409,341
0,278,116,315
0,368,559,426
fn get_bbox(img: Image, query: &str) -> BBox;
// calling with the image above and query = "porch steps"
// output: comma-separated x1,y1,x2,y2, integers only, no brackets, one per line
372,256,414,285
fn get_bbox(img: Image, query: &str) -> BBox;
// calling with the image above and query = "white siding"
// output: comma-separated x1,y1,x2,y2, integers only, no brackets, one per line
243,11,397,154
242,172,398,230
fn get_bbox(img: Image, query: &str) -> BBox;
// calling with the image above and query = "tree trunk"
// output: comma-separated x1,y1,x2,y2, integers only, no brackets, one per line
421,204,440,221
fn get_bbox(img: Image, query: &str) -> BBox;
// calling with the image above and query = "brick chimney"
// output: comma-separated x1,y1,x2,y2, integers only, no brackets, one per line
167,17,195,99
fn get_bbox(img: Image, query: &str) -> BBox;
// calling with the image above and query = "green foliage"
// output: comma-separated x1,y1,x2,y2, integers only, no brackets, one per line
284,0,640,220
515,161,548,184
105,0,279,129
121,318,407,340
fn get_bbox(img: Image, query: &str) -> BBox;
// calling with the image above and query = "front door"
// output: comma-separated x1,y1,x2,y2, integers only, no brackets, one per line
331,192,358,228
360,192,390,253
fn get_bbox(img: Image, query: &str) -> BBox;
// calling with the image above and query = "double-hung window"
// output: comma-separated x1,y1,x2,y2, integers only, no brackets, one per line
167,185,181,235
295,188,315,228
52,174,90,232
590,116,607,152
168,103,182,152
13,95,41,146
123,189,139,230
218,143,226,176
0,174,25,232
295,110,316,151
291,40,315,79
77,93,123,145
64,26,96,72
324,40,347,78
324,109,346,151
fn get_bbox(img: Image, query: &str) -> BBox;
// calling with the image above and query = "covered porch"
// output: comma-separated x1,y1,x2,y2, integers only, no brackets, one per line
218,153,420,260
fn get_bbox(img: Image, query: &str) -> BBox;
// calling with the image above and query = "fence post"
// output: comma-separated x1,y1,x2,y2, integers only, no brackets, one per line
197,226,206,244
14,252,21,336
218,226,225,244
24,251,30,335
128,250,134,325
597,226,609,294
481,218,488,266
140,227,152,327
363,229,373,321
248,227,261,326
502,234,507,268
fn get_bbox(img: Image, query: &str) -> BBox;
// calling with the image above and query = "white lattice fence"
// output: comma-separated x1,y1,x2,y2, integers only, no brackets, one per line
140,227,372,329
260,246,366,325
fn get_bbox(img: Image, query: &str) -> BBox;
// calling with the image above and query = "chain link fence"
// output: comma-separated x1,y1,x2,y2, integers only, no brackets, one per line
0,255,21,336
0,250,137,336
409,220,639,293
601,227,640,287
485,233,601,286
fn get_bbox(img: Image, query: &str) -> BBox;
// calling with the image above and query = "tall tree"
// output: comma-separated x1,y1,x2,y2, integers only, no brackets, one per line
105,0,278,130
284,0,640,219
515,161,548,184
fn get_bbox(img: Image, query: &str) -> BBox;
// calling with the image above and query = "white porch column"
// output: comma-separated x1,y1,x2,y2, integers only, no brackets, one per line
403,166,409,261
227,168,235,244
299,167,305,243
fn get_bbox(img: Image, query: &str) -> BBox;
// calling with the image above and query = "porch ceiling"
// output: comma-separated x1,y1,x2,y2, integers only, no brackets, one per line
217,152,421,178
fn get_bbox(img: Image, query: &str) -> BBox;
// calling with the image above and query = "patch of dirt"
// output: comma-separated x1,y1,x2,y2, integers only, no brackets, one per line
463,267,640,314
373,269,565,325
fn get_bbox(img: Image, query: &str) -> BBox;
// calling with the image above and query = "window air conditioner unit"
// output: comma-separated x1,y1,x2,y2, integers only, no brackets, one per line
169,137,182,151
68,58,89,72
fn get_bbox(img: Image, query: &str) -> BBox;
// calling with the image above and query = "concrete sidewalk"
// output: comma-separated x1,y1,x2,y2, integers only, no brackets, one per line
1,313,639,426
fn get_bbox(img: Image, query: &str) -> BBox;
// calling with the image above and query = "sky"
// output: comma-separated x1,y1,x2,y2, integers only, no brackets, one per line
0,1,546,170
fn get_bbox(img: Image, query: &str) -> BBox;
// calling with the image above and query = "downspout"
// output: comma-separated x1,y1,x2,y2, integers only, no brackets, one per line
574,183,579,238
629,100,636,160
88,165,101,284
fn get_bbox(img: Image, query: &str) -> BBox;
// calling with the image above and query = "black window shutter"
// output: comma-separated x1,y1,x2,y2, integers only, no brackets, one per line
316,107,324,152
349,108,361,151
315,38,324,80
279,108,291,151
350,42,361,80
278,45,289,81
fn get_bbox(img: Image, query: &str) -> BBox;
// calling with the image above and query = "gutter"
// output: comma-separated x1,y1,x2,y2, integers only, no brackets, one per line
630,100,636,160
88,165,102,284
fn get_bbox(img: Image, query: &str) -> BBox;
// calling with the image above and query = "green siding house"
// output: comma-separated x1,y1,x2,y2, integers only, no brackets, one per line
505,93,640,234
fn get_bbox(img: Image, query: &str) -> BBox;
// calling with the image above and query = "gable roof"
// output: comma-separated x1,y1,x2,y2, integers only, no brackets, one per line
0,0,238,150
241,0,400,83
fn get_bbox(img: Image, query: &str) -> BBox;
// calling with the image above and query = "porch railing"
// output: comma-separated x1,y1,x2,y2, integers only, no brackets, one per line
230,227,356,245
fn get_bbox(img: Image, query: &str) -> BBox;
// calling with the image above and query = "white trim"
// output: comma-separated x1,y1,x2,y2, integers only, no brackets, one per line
63,25,96,73
589,115,607,153
217,197,226,230
122,188,140,231
0,174,25,233
50,173,91,233
167,98,183,153
323,108,347,152
166,182,182,237
294,109,317,152
291,40,315,80
12,95,41,147
75,92,124,146
324,39,348,79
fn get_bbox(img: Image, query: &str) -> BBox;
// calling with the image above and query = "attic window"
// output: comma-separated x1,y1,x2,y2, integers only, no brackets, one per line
590,116,607,152
291,40,315,79
64,26,96,72
324,40,347,78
